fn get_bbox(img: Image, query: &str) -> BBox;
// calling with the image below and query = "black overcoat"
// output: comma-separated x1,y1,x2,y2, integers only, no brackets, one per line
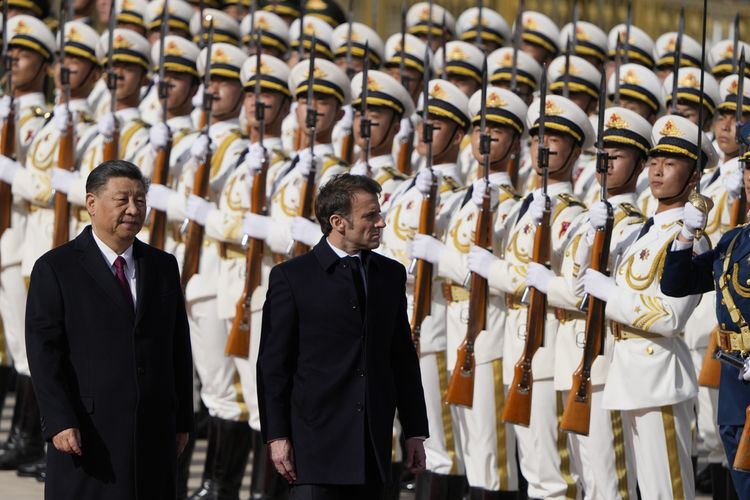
25,226,194,499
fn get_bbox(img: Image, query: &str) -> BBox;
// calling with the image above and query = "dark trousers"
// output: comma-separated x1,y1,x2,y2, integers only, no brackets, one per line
720,424,750,498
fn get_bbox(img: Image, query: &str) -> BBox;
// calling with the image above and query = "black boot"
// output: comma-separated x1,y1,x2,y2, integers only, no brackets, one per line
697,463,714,495
382,462,403,500
250,429,289,500
177,431,197,499
414,471,446,500
0,365,12,419
189,416,220,499
213,418,253,500
0,375,44,469
469,487,519,500
446,474,468,500
16,455,46,482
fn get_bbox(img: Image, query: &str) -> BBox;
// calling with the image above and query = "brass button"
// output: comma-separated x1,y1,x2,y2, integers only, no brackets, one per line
646,346,654,355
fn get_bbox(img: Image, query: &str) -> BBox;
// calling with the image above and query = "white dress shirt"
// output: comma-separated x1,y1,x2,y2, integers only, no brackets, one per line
91,230,137,307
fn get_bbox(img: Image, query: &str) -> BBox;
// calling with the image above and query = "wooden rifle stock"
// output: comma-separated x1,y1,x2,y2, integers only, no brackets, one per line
102,128,119,162
507,156,520,191
290,163,316,257
340,130,354,165
225,154,269,358
52,122,75,248
396,131,414,175
293,127,302,153
148,140,172,250
734,405,750,471
502,208,550,426
181,151,212,289
560,216,613,435
0,105,15,236
410,178,438,355
445,191,492,407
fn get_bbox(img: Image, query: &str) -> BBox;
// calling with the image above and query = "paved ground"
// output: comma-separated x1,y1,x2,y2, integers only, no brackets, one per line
0,391,715,499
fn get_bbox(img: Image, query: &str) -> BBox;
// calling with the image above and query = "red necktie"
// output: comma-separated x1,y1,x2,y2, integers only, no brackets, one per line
114,256,134,310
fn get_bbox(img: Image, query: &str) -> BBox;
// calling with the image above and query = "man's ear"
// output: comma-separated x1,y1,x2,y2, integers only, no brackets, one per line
329,213,344,232
85,192,96,217
452,126,465,147
336,104,344,122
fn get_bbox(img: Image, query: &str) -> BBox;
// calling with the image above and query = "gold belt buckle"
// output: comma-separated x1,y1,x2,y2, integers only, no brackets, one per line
730,334,742,352
742,331,750,351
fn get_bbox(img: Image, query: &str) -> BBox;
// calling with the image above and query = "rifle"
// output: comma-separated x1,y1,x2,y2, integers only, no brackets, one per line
445,60,492,407
339,0,355,164
181,15,214,290
624,0,632,65
503,66,552,426
560,73,612,435
359,42,372,173
613,35,623,106
440,11,447,79
409,45,437,356
288,36,318,258
225,41,268,359
669,7,685,116
507,0,524,190
148,0,172,250
698,49,747,388
53,0,75,249
475,0,483,47
102,0,119,161
395,0,413,175
563,0,577,100
0,0,14,239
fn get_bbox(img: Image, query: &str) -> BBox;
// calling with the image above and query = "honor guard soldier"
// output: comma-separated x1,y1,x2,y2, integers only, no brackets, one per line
583,114,717,500
379,78,469,497
655,32,709,81
455,6,510,55
190,8,241,48
259,0,299,26
177,52,292,500
548,55,601,116
607,24,656,70
559,21,608,73
240,10,290,59
406,2,455,53
349,69,414,205
607,63,663,124
710,38,750,80
139,0,197,126
304,0,346,28
433,40,484,99
554,107,653,500
468,95,594,499
411,86,528,498
0,12,55,472
0,0,50,19
222,0,250,22
516,11,559,66
114,0,148,37
661,150,750,500
251,57,349,254
64,28,151,235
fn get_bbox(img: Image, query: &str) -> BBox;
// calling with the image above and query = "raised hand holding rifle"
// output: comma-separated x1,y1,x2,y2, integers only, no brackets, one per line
148,0,172,250
181,15,214,290
288,36,319,258
409,46,438,356
503,66,552,426
102,0,120,162
225,30,269,359
0,0,14,238
560,72,612,435
445,60,493,407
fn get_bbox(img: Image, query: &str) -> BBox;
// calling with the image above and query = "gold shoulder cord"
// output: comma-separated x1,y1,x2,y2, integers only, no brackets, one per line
718,232,750,337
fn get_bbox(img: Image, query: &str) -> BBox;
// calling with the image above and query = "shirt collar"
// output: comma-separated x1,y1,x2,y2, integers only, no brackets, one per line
91,229,134,272
326,237,361,259
369,154,394,170
533,181,572,198
432,163,461,183
488,171,511,187
167,115,195,130
17,92,46,109
608,192,638,207
115,107,142,123
653,206,683,228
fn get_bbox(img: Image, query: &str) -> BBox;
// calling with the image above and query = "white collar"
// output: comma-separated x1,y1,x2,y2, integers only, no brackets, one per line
608,192,638,207
167,115,195,130
250,137,283,150
91,229,135,273
326,237,361,258
68,98,92,113
368,154,394,170
488,171,511,186
653,206,683,227
210,118,241,136
432,163,461,183
17,92,46,109
115,107,141,123
534,181,572,197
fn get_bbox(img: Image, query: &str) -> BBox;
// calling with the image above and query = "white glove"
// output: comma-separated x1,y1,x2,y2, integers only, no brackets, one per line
149,122,171,151
52,104,72,133
583,269,617,302
244,143,266,174
291,216,323,247
294,148,318,178
340,105,354,130
350,161,369,176
680,201,707,242
395,117,413,144
190,134,215,163
467,245,497,280
185,194,216,226
243,212,273,241
0,95,12,121
415,168,442,195
741,358,750,382
192,84,204,108
410,234,446,264
146,183,178,212
529,190,552,226
471,179,500,210
724,167,744,201
98,112,118,139
51,167,76,194
0,154,20,185
589,201,611,230
526,262,555,294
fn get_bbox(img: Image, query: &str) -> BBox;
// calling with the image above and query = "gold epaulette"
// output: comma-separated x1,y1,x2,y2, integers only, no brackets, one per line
380,166,409,181
556,192,585,208
499,184,521,201
78,111,95,124
321,154,347,174
617,202,646,226
271,148,290,165
442,175,462,193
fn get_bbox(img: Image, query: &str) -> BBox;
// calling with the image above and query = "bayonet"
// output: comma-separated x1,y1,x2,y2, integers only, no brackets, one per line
360,41,372,171
247,0,257,54
398,0,407,85
345,0,354,78
670,7,685,115
510,0,525,93
440,11,447,79
624,0,632,65
475,0,483,47
737,49,746,155
563,36,572,99
613,35,622,105
158,0,170,123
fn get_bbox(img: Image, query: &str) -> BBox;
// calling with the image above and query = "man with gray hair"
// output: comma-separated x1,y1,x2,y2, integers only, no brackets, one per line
25,160,194,499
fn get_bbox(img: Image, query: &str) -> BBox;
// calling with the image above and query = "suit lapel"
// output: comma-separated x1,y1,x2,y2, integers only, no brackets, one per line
134,240,148,325
364,253,382,329
77,228,135,319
